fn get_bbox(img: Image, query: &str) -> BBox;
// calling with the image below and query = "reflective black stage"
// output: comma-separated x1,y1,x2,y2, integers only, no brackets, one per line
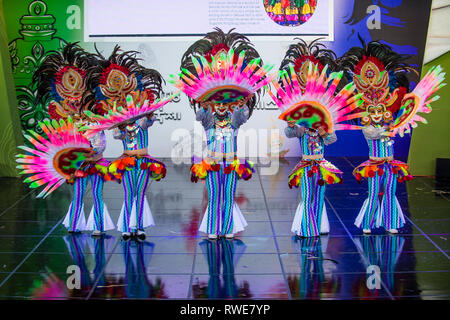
0,157,448,299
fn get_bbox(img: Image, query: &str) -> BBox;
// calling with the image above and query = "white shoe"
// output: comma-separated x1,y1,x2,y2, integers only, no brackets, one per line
363,229,371,234
208,234,218,240
225,234,234,239
92,230,103,236
388,229,398,234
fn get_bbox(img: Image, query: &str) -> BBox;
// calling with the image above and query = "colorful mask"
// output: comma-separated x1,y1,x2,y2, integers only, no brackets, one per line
214,103,229,116
353,56,400,126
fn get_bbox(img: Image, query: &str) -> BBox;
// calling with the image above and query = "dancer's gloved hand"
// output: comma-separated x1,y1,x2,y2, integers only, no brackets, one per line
287,120,296,128
146,112,154,120
381,123,395,137
318,126,329,138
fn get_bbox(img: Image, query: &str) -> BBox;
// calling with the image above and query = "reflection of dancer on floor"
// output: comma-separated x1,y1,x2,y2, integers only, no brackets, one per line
120,241,168,298
195,238,248,299
86,235,116,291
63,234,92,293
290,236,339,298
355,235,405,293
30,235,115,299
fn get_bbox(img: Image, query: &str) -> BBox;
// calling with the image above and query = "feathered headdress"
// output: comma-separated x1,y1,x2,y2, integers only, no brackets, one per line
80,45,178,132
268,63,364,133
340,37,445,135
390,65,446,136
171,28,273,117
15,118,92,198
280,38,338,91
84,45,164,115
32,42,95,120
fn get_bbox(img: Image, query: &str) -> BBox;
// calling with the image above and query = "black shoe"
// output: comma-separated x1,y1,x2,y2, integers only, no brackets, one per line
122,232,132,241
136,230,146,241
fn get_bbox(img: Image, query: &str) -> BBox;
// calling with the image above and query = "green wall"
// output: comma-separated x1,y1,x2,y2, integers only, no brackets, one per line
0,0,85,177
0,0,23,177
408,51,450,176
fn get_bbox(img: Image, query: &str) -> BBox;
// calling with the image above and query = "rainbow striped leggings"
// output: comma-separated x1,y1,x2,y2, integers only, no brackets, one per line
360,168,403,230
297,170,326,237
205,167,237,235
121,158,151,232
68,174,104,232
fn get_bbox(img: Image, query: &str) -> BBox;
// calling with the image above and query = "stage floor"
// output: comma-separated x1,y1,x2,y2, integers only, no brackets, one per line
0,157,449,300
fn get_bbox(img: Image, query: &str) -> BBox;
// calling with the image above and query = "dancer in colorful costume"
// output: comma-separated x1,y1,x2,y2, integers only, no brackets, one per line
171,28,274,239
29,43,115,235
340,39,445,234
82,46,177,241
267,39,365,237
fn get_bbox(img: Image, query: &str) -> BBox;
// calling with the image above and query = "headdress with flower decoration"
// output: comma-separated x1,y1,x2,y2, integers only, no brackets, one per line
340,37,445,136
32,42,96,121
280,38,338,92
83,45,164,112
82,45,178,132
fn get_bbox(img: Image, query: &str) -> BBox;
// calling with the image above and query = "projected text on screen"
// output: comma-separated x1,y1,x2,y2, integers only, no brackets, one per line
85,0,333,41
